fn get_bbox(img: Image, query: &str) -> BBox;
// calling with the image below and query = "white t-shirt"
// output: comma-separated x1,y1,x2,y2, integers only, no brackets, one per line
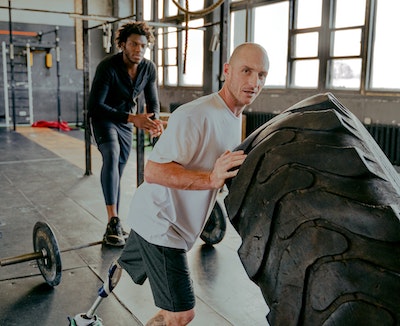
127,93,242,250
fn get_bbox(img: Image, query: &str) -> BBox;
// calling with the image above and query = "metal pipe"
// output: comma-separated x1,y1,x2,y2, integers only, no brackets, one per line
0,6,74,16
55,26,61,131
8,0,16,131
2,41,10,128
82,0,92,176
85,297,103,319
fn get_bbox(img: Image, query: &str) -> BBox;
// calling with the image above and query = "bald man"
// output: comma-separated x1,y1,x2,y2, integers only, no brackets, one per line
117,43,270,326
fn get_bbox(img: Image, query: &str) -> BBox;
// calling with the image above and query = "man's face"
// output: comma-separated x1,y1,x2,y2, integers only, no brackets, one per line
122,34,148,65
224,48,268,107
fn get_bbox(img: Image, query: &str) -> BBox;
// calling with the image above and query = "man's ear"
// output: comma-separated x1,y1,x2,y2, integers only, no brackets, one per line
222,62,230,79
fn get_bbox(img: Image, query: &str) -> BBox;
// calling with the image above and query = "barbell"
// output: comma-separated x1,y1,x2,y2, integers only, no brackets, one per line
0,204,227,287
0,221,103,287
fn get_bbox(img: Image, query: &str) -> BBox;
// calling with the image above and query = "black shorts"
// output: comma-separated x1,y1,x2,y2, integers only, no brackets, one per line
118,231,195,312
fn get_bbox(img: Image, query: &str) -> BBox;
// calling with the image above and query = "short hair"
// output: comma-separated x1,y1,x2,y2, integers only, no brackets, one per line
115,21,155,48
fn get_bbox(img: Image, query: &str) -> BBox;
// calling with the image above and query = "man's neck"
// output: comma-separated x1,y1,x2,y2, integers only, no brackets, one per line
123,56,139,79
218,89,245,117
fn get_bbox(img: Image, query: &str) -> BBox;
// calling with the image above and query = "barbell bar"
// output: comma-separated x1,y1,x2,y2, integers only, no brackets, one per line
0,221,103,287
0,203,227,287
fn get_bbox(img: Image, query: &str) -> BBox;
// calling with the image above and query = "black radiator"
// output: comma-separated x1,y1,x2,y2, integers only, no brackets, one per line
244,112,277,136
364,124,400,166
244,111,400,166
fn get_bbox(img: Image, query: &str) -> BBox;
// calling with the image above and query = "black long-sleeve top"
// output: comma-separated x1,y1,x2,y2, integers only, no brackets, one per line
88,52,160,123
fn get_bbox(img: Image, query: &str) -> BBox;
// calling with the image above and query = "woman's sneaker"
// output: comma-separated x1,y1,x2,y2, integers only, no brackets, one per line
103,217,125,247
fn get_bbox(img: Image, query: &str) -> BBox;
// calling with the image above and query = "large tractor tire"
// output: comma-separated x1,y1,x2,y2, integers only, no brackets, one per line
225,93,400,325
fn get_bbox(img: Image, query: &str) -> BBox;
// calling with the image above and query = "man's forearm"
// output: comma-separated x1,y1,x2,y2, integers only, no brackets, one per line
144,161,215,190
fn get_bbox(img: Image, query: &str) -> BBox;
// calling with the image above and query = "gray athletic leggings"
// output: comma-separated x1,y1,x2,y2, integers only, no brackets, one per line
92,120,133,210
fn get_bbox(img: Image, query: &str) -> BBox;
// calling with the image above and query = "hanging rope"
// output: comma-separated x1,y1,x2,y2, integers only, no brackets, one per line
173,0,225,74
183,0,189,74
171,0,225,17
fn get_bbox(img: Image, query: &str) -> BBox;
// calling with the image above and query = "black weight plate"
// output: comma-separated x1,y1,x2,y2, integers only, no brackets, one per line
33,221,62,286
200,202,227,245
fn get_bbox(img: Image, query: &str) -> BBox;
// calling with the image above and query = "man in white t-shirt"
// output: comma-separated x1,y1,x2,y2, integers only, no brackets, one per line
119,43,270,326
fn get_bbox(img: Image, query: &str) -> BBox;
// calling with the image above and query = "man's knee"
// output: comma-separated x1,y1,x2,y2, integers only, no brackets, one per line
175,309,195,325
146,309,195,326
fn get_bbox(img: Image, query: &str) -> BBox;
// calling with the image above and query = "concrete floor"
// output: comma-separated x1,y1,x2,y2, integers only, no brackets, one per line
0,126,269,325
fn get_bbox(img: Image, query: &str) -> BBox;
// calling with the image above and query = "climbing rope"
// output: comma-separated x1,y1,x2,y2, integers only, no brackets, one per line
172,0,225,74
183,0,189,74
171,0,225,17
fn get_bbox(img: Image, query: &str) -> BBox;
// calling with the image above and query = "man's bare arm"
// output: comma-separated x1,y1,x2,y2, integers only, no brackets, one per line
144,150,246,190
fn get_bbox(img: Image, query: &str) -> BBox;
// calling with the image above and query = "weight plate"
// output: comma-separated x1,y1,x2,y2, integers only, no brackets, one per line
200,202,227,245
33,221,62,286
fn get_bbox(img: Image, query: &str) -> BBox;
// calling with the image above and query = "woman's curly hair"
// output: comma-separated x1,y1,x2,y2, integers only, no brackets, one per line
115,21,155,48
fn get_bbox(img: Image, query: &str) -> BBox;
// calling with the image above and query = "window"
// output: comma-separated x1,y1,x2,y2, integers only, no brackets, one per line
143,2,154,62
166,0,178,16
254,2,289,87
296,0,322,28
156,0,204,87
157,28,164,85
230,0,399,95
327,0,365,90
168,27,178,85
181,19,204,86
369,0,400,91
230,10,246,53
143,1,152,21
289,0,322,88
